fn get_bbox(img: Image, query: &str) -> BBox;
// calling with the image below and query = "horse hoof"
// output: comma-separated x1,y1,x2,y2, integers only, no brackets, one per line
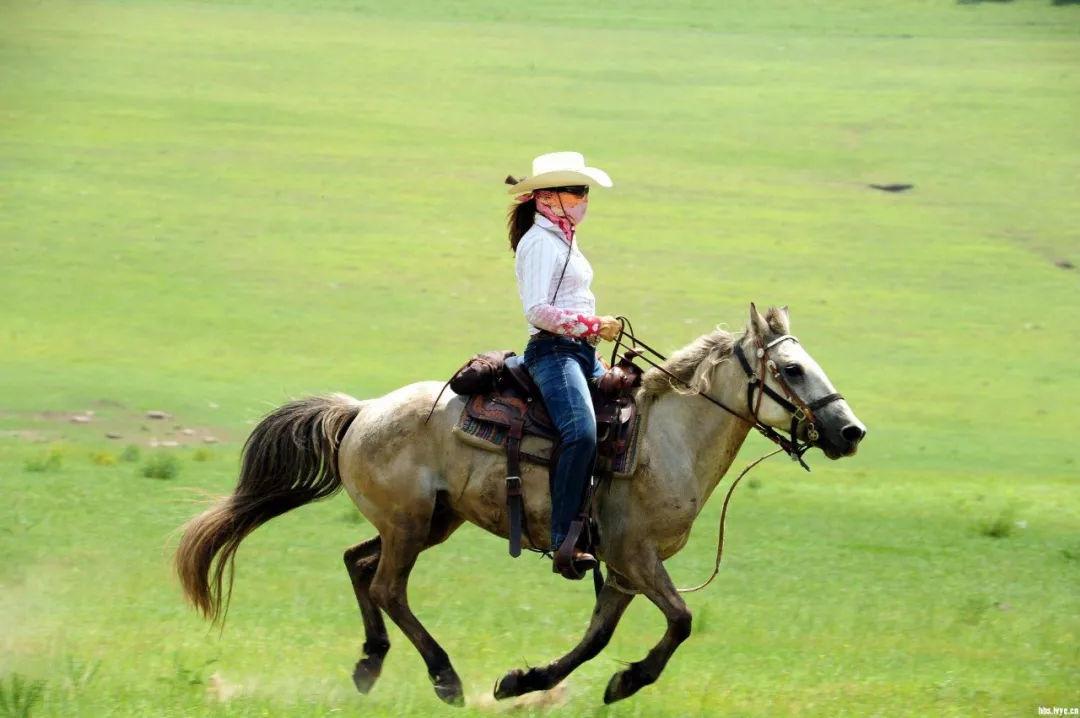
603,668,640,704
493,668,524,700
352,657,382,694
494,667,552,700
432,669,464,707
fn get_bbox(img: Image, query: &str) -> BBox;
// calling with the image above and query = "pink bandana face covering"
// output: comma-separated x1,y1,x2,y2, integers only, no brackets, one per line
529,189,589,244
563,200,588,225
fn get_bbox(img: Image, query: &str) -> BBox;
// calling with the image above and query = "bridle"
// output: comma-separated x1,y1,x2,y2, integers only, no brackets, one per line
732,333,845,470
611,317,845,471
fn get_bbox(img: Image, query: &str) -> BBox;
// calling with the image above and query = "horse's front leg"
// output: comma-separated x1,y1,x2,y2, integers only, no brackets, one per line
494,572,635,700
603,559,692,704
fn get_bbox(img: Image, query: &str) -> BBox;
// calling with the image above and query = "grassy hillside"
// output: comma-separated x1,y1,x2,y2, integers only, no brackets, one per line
1,1,1077,715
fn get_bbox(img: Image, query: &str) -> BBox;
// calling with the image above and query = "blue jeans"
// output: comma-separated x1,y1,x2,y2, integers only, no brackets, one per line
523,335,607,549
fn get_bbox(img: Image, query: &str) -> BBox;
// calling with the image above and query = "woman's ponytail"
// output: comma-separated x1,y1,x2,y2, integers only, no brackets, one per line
505,175,534,252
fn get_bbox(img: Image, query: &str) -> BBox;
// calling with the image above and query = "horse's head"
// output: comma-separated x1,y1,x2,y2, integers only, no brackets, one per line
743,303,866,460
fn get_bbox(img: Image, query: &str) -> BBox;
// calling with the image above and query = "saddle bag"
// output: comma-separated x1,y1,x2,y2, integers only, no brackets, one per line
448,350,516,396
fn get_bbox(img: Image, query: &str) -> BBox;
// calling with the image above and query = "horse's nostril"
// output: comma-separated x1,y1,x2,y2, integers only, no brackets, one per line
841,424,866,442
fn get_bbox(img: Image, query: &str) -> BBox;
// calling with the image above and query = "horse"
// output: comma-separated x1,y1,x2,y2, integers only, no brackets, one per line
174,303,867,705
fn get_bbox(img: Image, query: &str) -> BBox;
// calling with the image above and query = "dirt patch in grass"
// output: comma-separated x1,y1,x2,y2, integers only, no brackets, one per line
2,404,234,446
0,429,51,443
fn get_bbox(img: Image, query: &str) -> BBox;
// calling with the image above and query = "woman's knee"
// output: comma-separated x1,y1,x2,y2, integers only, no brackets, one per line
558,416,597,450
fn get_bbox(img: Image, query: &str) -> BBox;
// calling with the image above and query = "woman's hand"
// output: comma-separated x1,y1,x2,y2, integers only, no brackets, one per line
598,315,623,341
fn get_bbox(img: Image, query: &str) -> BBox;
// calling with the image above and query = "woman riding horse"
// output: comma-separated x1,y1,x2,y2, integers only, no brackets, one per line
174,155,868,706
505,151,623,576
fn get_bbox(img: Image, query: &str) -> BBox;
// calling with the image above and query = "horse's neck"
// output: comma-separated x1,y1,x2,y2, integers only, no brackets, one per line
646,358,752,509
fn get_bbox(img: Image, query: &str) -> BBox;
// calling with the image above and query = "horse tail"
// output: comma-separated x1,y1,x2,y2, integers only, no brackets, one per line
174,392,362,624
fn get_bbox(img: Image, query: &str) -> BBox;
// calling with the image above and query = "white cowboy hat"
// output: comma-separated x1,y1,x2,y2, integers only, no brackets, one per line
507,151,613,195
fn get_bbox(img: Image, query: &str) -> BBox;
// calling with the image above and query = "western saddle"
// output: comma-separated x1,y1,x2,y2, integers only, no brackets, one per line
448,351,643,580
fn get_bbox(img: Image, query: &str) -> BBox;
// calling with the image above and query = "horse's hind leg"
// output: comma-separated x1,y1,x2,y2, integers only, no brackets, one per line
603,560,692,704
344,536,389,694
369,516,465,706
494,572,635,699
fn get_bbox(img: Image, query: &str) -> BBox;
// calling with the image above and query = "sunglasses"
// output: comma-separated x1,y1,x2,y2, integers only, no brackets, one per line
550,185,589,198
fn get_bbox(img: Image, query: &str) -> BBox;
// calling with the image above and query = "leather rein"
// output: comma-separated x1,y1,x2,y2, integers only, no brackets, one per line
608,317,845,593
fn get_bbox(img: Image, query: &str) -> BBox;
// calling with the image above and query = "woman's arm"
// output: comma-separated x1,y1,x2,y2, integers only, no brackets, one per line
525,304,602,337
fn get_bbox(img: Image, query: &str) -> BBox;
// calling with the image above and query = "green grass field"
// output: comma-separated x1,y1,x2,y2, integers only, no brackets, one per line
2,0,1078,715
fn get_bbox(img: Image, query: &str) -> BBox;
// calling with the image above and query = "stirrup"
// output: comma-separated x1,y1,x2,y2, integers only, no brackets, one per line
552,520,595,580
553,550,597,580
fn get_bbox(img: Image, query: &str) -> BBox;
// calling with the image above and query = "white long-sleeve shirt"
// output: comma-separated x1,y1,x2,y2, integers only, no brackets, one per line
514,214,601,338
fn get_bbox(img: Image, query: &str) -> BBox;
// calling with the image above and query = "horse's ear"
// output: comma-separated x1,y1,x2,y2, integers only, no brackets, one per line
766,305,791,334
748,302,770,338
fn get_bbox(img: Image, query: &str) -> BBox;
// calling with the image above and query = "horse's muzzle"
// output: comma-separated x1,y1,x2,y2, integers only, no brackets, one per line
816,418,867,459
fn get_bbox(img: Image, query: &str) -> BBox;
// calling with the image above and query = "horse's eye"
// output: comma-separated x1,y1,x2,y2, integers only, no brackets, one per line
783,363,804,379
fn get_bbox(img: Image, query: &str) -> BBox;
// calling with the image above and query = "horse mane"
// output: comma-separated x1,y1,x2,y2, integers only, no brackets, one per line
640,328,738,398
639,306,789,398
